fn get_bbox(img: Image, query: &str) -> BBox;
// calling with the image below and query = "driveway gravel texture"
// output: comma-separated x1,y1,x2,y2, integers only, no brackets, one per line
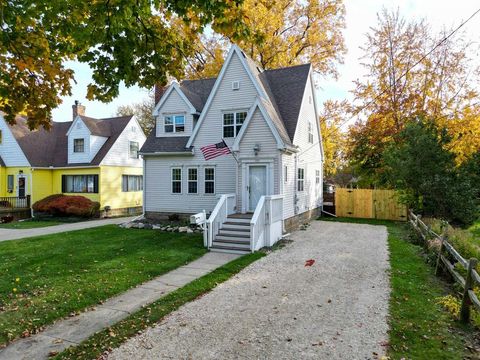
108,220,390,360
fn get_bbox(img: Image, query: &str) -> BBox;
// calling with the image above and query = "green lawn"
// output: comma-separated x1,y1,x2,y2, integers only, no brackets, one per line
0,226,207,345
321,217,473,359
0,219,64,229
469,219,480,240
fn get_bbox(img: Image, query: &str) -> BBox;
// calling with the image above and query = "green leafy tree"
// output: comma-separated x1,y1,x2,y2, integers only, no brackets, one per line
0,0,248,129
383,119,478,225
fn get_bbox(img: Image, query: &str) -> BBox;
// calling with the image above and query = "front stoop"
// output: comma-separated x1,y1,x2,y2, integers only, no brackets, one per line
210,213,253,254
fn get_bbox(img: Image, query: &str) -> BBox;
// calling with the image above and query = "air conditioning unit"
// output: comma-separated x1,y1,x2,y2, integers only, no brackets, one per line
232,81,240,90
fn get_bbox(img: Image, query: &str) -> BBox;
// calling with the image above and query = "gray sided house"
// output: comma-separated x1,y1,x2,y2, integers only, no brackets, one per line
141,45,324,253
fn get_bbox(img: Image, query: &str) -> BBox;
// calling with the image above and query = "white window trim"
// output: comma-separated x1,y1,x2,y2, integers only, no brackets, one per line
171,167,182,194
308,122,314,144
73,138,85,153
297,168,305,192
187,167,198,194
164,114,186,133
129,141,139,159
204,167,215,195
222,110,248,138
315,169,320,184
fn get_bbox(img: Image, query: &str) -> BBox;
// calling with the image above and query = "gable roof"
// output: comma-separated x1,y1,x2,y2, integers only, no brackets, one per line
8,115,133,167
140,136,192,154
143,46,312,154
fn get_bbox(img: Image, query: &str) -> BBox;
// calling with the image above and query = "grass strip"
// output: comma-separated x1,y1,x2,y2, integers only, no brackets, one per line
54,252,265,360
321,217,471,359
0,220,64,229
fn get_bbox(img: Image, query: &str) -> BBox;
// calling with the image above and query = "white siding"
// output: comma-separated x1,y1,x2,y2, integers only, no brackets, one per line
145,51,259,214
281,153,296,219
292,73,323,215
90,135,108,161
101,118,146,167
68,118,92,164
0,115,30,166
156,89,194,137
236,107,280,211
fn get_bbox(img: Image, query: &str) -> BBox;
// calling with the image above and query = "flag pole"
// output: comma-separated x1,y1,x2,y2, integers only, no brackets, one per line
222,139,239,164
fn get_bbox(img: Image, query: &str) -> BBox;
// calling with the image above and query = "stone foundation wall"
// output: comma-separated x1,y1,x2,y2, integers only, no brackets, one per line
284,207,322,233
100,206,143,218
145,211,193,222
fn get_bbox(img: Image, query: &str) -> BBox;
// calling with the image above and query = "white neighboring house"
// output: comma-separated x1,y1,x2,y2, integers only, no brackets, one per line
141,45,324,253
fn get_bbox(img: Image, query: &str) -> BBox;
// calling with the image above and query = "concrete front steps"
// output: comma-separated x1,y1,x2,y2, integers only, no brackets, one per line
210,214,252,254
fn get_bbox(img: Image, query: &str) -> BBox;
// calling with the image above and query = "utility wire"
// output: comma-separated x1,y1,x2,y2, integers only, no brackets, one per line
298,6,480,158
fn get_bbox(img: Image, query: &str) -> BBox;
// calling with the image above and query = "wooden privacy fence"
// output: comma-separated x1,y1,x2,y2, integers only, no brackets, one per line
335,188,407,221
409,210,480,323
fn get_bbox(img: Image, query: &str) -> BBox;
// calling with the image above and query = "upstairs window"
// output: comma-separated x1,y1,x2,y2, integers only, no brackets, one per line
171,168,182,194
165,115,185,133
223,111,247,138
129,141,139,159
308,122,314,143
73,138,85,153
297,168,305,192
316,170,320,184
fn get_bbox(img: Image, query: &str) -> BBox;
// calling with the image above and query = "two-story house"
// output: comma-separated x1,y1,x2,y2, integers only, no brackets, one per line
0,102,146,217
141,45,324,252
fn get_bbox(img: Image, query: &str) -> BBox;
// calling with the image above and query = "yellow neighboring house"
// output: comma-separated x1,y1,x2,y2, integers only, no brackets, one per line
0,102,146,217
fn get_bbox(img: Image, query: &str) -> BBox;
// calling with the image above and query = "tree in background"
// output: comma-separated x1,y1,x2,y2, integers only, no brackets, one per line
383,119,478,226
116,92,156,136
319,100,349,177
184,0,346,79
348,9,479,183
0,0,248,129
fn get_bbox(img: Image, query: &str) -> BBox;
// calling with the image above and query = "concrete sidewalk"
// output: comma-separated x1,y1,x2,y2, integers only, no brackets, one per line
0,252,240,360
0,217,135,242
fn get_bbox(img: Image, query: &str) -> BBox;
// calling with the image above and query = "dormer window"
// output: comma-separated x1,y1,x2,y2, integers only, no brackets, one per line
73,138,85,153
165,115,185,133
223,111,247,138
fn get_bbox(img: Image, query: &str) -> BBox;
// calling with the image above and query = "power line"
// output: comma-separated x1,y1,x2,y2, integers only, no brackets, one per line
335,5,480,130
298,6,480,158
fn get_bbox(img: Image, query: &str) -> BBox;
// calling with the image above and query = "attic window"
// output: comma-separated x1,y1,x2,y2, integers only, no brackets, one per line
164,115,185,133
76,122,81,129
232,81,240,90
308,122,314,144
73,138,85,153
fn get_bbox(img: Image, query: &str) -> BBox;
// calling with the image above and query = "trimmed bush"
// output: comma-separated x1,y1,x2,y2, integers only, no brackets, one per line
33,194,100,218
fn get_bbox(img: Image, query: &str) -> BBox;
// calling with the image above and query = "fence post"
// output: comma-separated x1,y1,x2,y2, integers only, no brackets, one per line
460,258,478,323
435,232,446,276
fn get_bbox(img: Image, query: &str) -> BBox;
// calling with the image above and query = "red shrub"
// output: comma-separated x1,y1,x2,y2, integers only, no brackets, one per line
33,194,100,218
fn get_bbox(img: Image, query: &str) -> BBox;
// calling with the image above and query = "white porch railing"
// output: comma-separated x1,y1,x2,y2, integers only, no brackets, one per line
250,194,284,252
206,194,236,248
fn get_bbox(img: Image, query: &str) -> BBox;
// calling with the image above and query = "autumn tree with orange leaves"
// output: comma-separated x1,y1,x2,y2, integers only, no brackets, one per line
348,9,480,184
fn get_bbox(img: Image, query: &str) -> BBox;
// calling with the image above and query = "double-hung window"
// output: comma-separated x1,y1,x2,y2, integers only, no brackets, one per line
223,111,247,138
315,170,320,184
122,175,143,192
188,168,198,194
171,168,182,194
297,168,305,192
129,141,139,159
165,115,185,133
73,138,85,153
308,122,314,143
204,168,215,194
7,175,14,193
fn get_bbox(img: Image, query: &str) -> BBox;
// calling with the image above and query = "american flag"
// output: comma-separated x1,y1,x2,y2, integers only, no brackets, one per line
200,140,231,161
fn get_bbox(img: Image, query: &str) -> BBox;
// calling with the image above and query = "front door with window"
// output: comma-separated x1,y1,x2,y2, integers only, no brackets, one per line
248,165,267,211
18,176,26,197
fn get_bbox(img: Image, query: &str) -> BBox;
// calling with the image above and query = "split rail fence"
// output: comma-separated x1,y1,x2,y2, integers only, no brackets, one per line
409,210,480,323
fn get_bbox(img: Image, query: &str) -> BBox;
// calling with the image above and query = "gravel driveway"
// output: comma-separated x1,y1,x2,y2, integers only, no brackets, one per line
109,220,390,360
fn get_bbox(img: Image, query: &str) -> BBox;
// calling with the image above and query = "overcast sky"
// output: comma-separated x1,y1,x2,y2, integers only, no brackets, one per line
52,0,480,122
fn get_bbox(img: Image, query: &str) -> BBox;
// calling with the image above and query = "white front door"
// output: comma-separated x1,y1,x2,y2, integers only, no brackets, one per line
248,165,267,211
